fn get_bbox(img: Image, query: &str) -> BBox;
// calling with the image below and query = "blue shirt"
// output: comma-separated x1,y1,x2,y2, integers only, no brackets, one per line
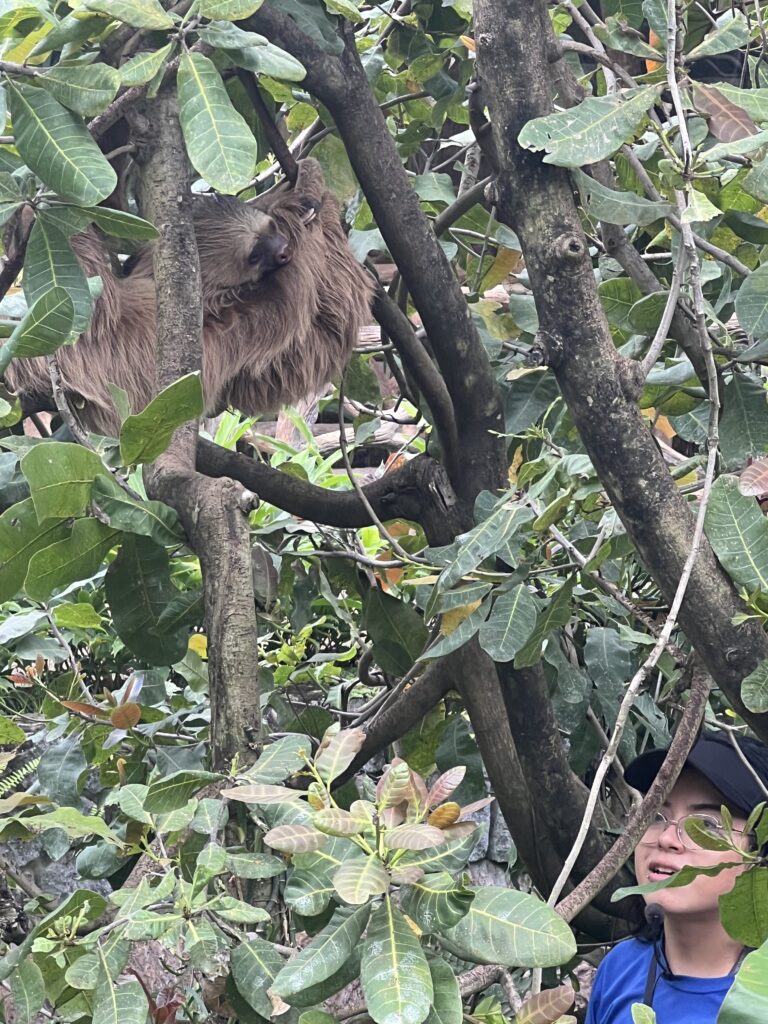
585,938,736,1023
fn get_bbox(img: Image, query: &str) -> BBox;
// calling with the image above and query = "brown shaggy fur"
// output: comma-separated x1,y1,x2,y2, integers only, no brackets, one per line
5,159,373,435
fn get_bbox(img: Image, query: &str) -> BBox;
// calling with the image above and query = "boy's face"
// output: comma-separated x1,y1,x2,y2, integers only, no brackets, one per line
634,768,750,920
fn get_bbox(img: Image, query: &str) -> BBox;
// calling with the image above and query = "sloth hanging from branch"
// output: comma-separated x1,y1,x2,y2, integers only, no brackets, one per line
5,157,373,436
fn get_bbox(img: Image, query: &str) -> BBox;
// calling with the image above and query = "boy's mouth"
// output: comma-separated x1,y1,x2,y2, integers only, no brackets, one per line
647,862,679,882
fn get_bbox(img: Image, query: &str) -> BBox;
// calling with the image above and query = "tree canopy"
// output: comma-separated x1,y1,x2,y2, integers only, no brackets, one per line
1,0,768,1022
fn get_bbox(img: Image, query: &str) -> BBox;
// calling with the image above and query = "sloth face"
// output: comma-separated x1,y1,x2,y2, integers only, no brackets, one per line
194,198,297,291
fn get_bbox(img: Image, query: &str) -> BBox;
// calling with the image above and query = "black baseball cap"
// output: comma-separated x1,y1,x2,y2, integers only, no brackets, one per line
624,729,768,816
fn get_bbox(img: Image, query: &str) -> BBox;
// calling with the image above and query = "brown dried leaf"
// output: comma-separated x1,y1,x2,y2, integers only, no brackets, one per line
61,700,110,719
427,766,466,807
427,802,461,828
111,702,141,729
263,823,328,853
517,983,575,1024
693,83,758,142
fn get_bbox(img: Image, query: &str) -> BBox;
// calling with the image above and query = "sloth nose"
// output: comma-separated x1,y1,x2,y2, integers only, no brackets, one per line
268,233,291,268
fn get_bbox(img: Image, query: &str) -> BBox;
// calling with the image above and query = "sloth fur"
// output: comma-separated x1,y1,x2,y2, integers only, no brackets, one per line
6,159,373,436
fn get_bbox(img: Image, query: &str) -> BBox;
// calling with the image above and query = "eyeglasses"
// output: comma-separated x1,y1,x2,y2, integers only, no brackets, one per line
639,812,742,851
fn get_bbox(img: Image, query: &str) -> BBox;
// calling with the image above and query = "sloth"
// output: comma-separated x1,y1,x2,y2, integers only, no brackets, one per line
5,159,373,436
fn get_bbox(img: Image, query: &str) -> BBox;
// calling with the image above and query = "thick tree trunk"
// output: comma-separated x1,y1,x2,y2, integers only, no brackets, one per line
133,88,261,768
473,1,768,742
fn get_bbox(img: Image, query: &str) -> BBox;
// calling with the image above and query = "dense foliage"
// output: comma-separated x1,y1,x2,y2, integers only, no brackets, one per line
2,0,768,1022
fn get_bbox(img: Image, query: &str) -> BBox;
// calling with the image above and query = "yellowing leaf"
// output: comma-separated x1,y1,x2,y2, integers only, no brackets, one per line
441,601,481,636
189,633,208,658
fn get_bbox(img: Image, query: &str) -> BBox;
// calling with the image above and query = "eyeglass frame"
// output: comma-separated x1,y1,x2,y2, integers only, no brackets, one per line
638,811,745,851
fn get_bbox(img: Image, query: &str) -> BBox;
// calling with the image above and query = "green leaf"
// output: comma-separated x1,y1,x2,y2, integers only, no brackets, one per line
272,905,371,998
719,867,768,948
53,601,102,630
85,206,160,240
735,262,768,341
177,52,257,194
25,518,120,601
743,660,768,714
719,374,768,471
0,715,26,744
479,584,538,662
425,957,462,1024
0,498,70,602
40,63,121,117
333,854,389,904
83,0,175,29
226,852,286,879
441,886,576,968
514,578,575,668
2,286,74,363
687,12,749,60
599,276,644,331
243,733,310,783
105,534,190,666
119,372,205,464
518,87,657,167
119,42,174,86
573,169,673,226
198,0,266,16
361,897,433,1024
6,79,116,206
315,727,366,783
219,41,306,82
92,474,185,546
704,475,768,592
24,216,93,333
231,937,285,1018
717,938,768,1024
8,957,45,1024
284,841,364,915
21,441,105,522
365,589,429,674
439,498,533,591
92,977,149,1024
22,806,122,845
144,770,223,814
401,873,474,934
399,828,479,875
204,895,270,923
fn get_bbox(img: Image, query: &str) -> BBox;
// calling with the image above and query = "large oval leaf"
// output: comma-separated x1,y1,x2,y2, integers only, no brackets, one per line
398,828,478,875
231,937,285,1018
361,897,433,1024
3,286,74,362
272,905,370,998
425,956,461,1024
704,474,768,591
735,261,768,340
0,498,70,602
518,87,658,167
718,939,768,1024
441,887,576,967
40,63,121,117
478,584,538,662
7,79,116,206
25,518,120,601
401,872,474,934
24,216,93,333
333,854,389,904
91,978,149,1024
21,441,105,522
176,52,257,194
265,824,328,853
242,733,310,783
83,0,175,29
119,372,205,463
315,727,366,782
